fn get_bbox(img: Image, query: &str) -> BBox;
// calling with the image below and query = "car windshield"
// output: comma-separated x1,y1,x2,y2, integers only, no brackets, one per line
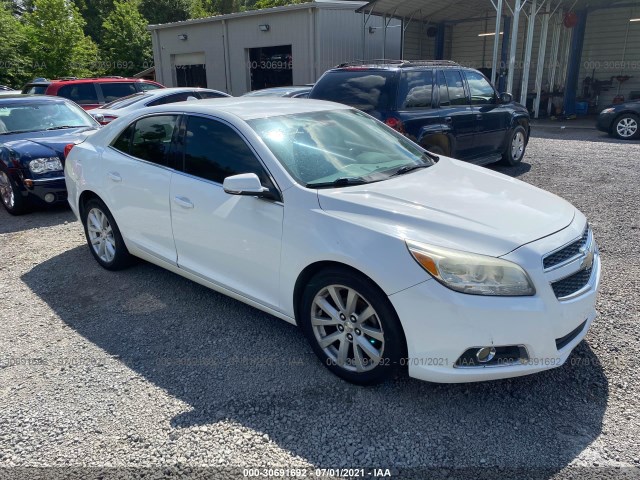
102,92,148,109
249,109,435,187
0,101,97,135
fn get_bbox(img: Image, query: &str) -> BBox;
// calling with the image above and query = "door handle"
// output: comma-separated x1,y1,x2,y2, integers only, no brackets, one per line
444,116,453,124
108,172,122,182
476,114,483,120
174,196,194,209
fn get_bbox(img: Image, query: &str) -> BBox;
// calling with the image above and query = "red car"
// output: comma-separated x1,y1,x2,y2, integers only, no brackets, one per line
21,77,164,110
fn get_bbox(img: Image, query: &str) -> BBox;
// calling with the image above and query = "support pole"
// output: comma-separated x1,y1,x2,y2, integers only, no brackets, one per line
547,15,561,116
498,16,510,92
520,0,537,106
383,14,387,59
562,9,587,116
506,0,522,94
533,1,549,118
491,0,504,86
435,23,445,59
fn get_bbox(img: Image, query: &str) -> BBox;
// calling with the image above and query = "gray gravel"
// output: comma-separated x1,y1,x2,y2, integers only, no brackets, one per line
0,127,639,479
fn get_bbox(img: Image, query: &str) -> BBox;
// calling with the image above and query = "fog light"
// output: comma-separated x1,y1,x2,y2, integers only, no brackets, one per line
476,346,496,363
44,193,55,203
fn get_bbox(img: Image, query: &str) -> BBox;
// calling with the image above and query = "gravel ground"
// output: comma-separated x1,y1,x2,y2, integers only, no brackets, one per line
0,127,638,480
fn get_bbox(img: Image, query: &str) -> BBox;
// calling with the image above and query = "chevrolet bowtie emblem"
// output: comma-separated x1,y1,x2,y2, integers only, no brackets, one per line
579,244,595,271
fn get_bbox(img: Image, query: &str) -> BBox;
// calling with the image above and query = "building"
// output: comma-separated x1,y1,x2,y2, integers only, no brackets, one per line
359,0,640,117
148,0,401,96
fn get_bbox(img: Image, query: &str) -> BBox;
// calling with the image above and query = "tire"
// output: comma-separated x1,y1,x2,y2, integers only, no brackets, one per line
300,267,406,385
612,113,640,140
501,125,528,166
82,198,133,271
0,170,29,215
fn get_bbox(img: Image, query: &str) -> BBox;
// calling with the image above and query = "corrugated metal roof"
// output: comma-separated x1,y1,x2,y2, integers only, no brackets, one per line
148,1,367,30
356,0,640,22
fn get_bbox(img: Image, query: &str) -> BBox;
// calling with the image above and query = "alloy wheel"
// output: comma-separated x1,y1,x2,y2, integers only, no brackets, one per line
511,131,525,161
311,285,385,372
616,117,638,138
87,208,116,263
0,172,14,209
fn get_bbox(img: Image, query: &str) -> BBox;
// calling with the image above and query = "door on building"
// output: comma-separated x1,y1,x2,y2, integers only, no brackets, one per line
248,45,293,91
173,52,207,88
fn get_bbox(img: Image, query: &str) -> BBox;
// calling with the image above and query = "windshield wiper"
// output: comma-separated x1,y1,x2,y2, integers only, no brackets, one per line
306,177,368,189
391,164,430,177
45,125,91,131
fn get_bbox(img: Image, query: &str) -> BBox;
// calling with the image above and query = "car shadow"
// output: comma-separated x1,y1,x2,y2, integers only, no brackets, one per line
531,128,640,144
0,204,76,235
21,245,609,475
488,161,532,178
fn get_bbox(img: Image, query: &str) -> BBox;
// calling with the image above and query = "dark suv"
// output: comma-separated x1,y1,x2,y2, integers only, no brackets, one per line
21,77,164,111
309,60,530,166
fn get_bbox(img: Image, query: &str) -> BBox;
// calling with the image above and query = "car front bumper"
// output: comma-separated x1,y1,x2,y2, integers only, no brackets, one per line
388,219,600,383
23,176,68,205
596,112,615,133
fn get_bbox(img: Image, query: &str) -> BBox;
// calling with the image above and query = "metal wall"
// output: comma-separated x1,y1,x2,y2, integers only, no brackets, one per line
150,2,401,96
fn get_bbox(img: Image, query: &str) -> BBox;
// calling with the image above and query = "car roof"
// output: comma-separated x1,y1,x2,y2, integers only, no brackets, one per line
327,60,472,72
143,87,223,97
23,77,160,86
147,97,350,120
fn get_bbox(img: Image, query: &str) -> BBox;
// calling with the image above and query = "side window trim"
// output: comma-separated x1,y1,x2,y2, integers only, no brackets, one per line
177,112,282,201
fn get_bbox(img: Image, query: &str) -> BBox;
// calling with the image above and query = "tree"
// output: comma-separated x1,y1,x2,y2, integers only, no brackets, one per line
139,0,189,25
23,0,100,79
72,0,116,44
100,0,152,77
252,0,305,9
0,2,30,87
189,0,237,18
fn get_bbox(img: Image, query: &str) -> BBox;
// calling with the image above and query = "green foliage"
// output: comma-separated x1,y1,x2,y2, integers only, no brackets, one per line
189,0,237,18
72,0,117,44
100,0,152,76
139,0,190,24
252,0,305,9
23,0,100,79
0,2,29,87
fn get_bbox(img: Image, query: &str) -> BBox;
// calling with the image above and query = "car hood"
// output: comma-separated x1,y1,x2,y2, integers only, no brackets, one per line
316,157,576,257
1,127,98,161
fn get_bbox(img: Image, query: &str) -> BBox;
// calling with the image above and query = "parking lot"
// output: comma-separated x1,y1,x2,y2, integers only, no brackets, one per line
0,127,638,479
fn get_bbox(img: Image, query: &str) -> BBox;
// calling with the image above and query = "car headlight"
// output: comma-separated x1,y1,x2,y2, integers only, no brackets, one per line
600,107,616,114
406,240,536,296
29,157,63,174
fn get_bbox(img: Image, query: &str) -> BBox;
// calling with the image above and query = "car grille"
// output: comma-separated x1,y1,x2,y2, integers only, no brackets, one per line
543,226,589,270
551,267,592,299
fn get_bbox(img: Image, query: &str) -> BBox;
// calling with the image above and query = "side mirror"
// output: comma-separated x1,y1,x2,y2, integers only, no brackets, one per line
500,92,513,104
92,113,104,123
223,173,269,197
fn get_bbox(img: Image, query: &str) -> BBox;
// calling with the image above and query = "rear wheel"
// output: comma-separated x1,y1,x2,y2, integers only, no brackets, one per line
501,125,528,166
300,267,406,385
83,198,133,270
612,113,639,140
0,170,29,215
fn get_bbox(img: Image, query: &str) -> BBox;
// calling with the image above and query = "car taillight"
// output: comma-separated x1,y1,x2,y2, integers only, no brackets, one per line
64,143,75,158
100,115,118,125
385,117,405,134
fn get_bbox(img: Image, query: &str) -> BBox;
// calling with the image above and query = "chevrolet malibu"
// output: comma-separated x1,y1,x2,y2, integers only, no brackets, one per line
64,98,601,385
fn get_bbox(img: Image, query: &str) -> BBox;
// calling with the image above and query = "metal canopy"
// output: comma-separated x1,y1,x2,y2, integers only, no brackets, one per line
356,0,497,22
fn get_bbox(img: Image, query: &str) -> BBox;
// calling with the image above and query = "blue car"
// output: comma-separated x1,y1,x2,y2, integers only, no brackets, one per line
0,95,100,215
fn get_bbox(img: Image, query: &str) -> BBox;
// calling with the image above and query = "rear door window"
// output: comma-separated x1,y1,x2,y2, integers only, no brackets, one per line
443,70,468,106
310,70,396,113
398,70,434,109
57,84,99,105
22,85,49,95
99,82,138,103
130,115,179,167
437,71,450,107
147,92,194,107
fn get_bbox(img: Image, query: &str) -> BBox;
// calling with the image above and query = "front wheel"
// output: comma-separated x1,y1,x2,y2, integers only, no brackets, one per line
83,198,133,270
0,170,29,215
612,113,639,140
300,267,406,385
501,125,528,166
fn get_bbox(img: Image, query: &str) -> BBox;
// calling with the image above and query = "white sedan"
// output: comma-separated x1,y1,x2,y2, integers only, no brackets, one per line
64,98,601,385
87,87,230,125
